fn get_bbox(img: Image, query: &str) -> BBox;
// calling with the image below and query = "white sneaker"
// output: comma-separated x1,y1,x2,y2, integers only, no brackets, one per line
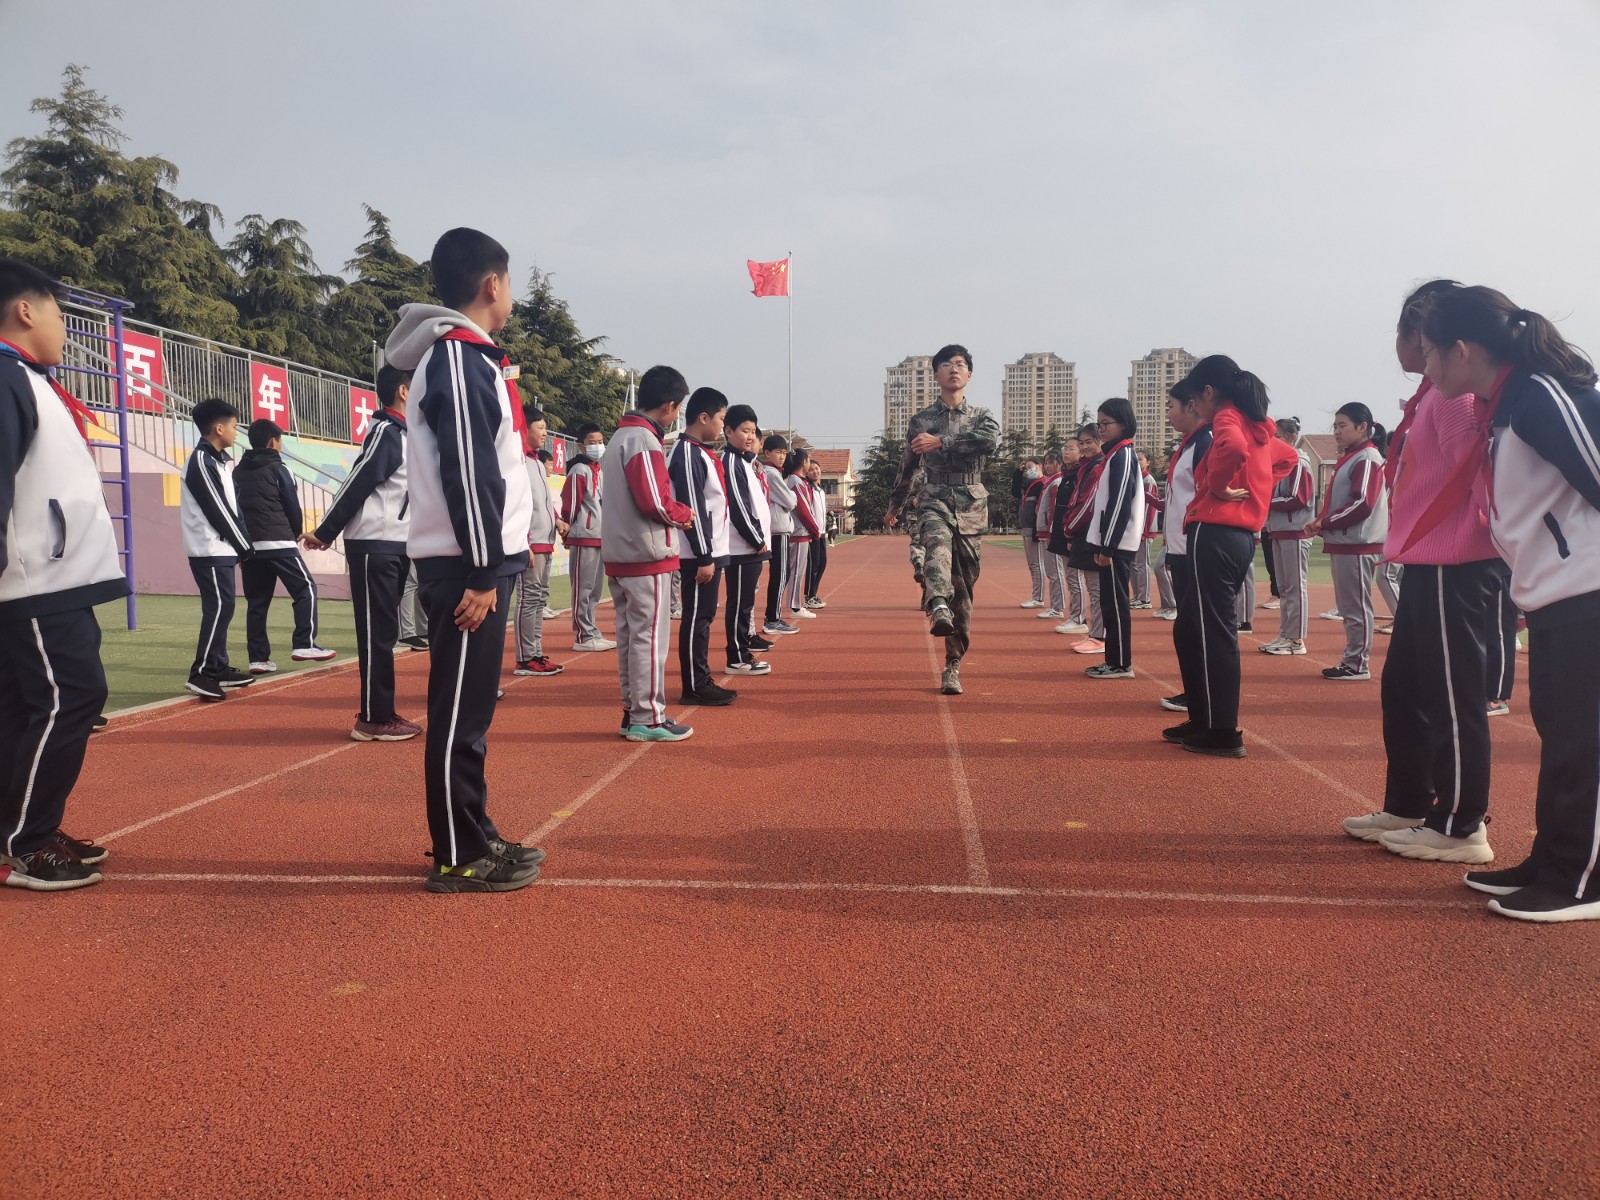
248,660,278,675
291,646,337,662
791,608,817,620
1319,610,1342,621
1055,621,1089,635
1020,599,1045,609
1378,823,1494,864
726,660,772,675
542,606,566,619
574,638,617,652
1257,637,1287,653
1341,811,1417,842
805,597,827,609
1155,608,1177,621
1260,638,1306,655
1036,609,1064,620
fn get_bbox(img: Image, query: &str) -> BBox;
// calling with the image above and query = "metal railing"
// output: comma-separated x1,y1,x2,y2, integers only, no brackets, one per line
64,302,345,559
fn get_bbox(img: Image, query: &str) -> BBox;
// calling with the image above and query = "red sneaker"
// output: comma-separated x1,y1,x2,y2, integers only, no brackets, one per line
351,717,422,742
513,656,565,676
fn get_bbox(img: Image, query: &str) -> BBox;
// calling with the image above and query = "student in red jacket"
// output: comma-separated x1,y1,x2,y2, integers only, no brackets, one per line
1164,355,1296,758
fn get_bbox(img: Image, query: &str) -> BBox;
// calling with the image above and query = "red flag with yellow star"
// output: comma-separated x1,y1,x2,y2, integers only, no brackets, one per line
747,258,790,298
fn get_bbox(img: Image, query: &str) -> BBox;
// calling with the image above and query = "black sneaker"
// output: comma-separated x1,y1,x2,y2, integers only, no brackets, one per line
1086,664,1135,679
1237,623,1254,634
1322,665,1371,681
928,603,955,638
400,636,430,651
488,838,547,867
425,852,540,893
1488,886,1600,923
1464,861,1540,897
1,843,103,891
91,714,109,733
52,831,109,865
1183,728,1247,758
1162,721,1200,744
682,685,737,706
1160,694,1188,712
746,636,774,653
186,672,227,701
217,667,255,689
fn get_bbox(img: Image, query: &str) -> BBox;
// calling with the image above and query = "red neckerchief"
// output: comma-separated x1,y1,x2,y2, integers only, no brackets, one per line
1,339,97,443
1385,378,1431,489
1318,440,1374,519
383,407,406,426
1392,366,1512,558
440,328,526,438
1073,449,1107,504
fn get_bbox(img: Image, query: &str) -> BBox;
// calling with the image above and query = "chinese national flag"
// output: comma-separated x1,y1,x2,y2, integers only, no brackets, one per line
747,258,790,298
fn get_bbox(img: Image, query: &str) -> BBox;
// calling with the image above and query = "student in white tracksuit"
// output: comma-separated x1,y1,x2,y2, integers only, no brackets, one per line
1306,403,1388,680
562,423,610,650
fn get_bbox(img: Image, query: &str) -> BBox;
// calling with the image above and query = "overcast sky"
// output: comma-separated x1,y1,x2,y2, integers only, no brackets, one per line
4,0,1599,453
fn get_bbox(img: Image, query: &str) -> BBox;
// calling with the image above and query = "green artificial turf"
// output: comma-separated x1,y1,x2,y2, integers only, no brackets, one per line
95,573,581,714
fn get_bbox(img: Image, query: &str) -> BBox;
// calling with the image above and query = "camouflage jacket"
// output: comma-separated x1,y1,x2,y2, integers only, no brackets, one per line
888,399,1000,533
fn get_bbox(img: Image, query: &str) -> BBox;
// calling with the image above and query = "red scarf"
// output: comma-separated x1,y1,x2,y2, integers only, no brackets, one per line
440,328,526,439
1384,378,1432,490
1,339,98,442
1390,366,1511,558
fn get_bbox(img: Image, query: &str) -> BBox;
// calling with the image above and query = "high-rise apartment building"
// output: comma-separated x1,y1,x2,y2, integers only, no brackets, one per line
1001,352,1078,451
883,355,936,439
1128,347,1198,465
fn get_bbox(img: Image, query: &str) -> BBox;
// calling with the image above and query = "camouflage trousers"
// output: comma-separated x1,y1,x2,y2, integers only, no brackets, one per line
909,530,926,579
916,506,981,663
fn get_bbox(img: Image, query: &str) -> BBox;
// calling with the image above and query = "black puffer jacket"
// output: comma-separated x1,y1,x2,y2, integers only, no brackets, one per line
234,448,304,558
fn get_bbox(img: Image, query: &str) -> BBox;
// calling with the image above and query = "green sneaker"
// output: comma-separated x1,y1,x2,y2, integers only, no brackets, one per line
425,853,540,893
623,720,695,743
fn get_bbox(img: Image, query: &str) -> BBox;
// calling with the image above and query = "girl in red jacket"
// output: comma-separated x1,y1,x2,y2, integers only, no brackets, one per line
1164,355,1297,758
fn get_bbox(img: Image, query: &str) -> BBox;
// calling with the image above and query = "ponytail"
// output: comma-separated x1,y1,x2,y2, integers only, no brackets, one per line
783,447,811,476
1336,402,1387,455
1275,416,1301,438
1181,354,1271,422
1422,285,1598,389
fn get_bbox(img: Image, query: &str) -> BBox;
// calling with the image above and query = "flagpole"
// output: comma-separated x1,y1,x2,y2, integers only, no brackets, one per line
787,250,794,434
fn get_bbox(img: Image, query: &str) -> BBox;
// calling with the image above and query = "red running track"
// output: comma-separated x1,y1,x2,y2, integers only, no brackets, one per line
4,536,1598,1197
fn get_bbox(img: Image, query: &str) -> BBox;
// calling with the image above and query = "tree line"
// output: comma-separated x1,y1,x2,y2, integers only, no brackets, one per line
0,65,629,433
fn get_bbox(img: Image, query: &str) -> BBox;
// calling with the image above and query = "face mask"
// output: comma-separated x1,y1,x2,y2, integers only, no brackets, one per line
1025,467,1042,480
584,443,604,461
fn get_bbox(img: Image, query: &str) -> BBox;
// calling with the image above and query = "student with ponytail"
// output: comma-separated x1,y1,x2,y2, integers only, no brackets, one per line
1163,356,1296,757
1340,281,1503,868
1305,404,1389,680
1418,285,1600,922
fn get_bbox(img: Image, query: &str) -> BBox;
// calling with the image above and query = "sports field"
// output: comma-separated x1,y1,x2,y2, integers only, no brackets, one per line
6,536,1595,1197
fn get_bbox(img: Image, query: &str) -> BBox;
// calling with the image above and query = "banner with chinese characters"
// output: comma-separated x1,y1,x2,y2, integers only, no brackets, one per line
121,330,165,414
349,386,379,441
249,362,292,429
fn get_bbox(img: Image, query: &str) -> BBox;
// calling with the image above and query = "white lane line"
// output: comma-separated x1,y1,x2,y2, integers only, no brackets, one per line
924,634,992,887
105,871,1475,909
97,745,358,844
518,539,889,847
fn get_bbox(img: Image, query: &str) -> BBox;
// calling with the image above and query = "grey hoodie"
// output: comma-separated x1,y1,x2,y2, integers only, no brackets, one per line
385,304,532,587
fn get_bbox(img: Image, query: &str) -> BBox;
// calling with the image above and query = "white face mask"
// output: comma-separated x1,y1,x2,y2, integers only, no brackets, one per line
1025,467,1042,480
584,443,604,461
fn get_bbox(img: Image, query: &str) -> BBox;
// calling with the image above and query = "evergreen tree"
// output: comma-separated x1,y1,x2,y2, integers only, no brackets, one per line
225,214,339,363
499,267,628,432
851,433,906,531
326,204,430,377
0,64,240,338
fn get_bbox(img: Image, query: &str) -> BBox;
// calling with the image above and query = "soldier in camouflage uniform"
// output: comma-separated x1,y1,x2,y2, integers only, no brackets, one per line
885,344,1000,695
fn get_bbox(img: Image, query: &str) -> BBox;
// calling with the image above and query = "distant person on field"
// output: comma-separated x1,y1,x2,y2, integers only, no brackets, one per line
562,421,613,653
235,418,336,675
1016,456,1046,607
602,366,697,740
181,396,255,701
301,364,419,743
0,258,129,891
804,457,829,608
759,434,799,636
512,404,567,678
720,403,773,676
384,226,544,893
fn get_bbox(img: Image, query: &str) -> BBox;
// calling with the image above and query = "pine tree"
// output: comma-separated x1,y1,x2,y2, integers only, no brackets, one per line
851,433,906,531
226,214,340,363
